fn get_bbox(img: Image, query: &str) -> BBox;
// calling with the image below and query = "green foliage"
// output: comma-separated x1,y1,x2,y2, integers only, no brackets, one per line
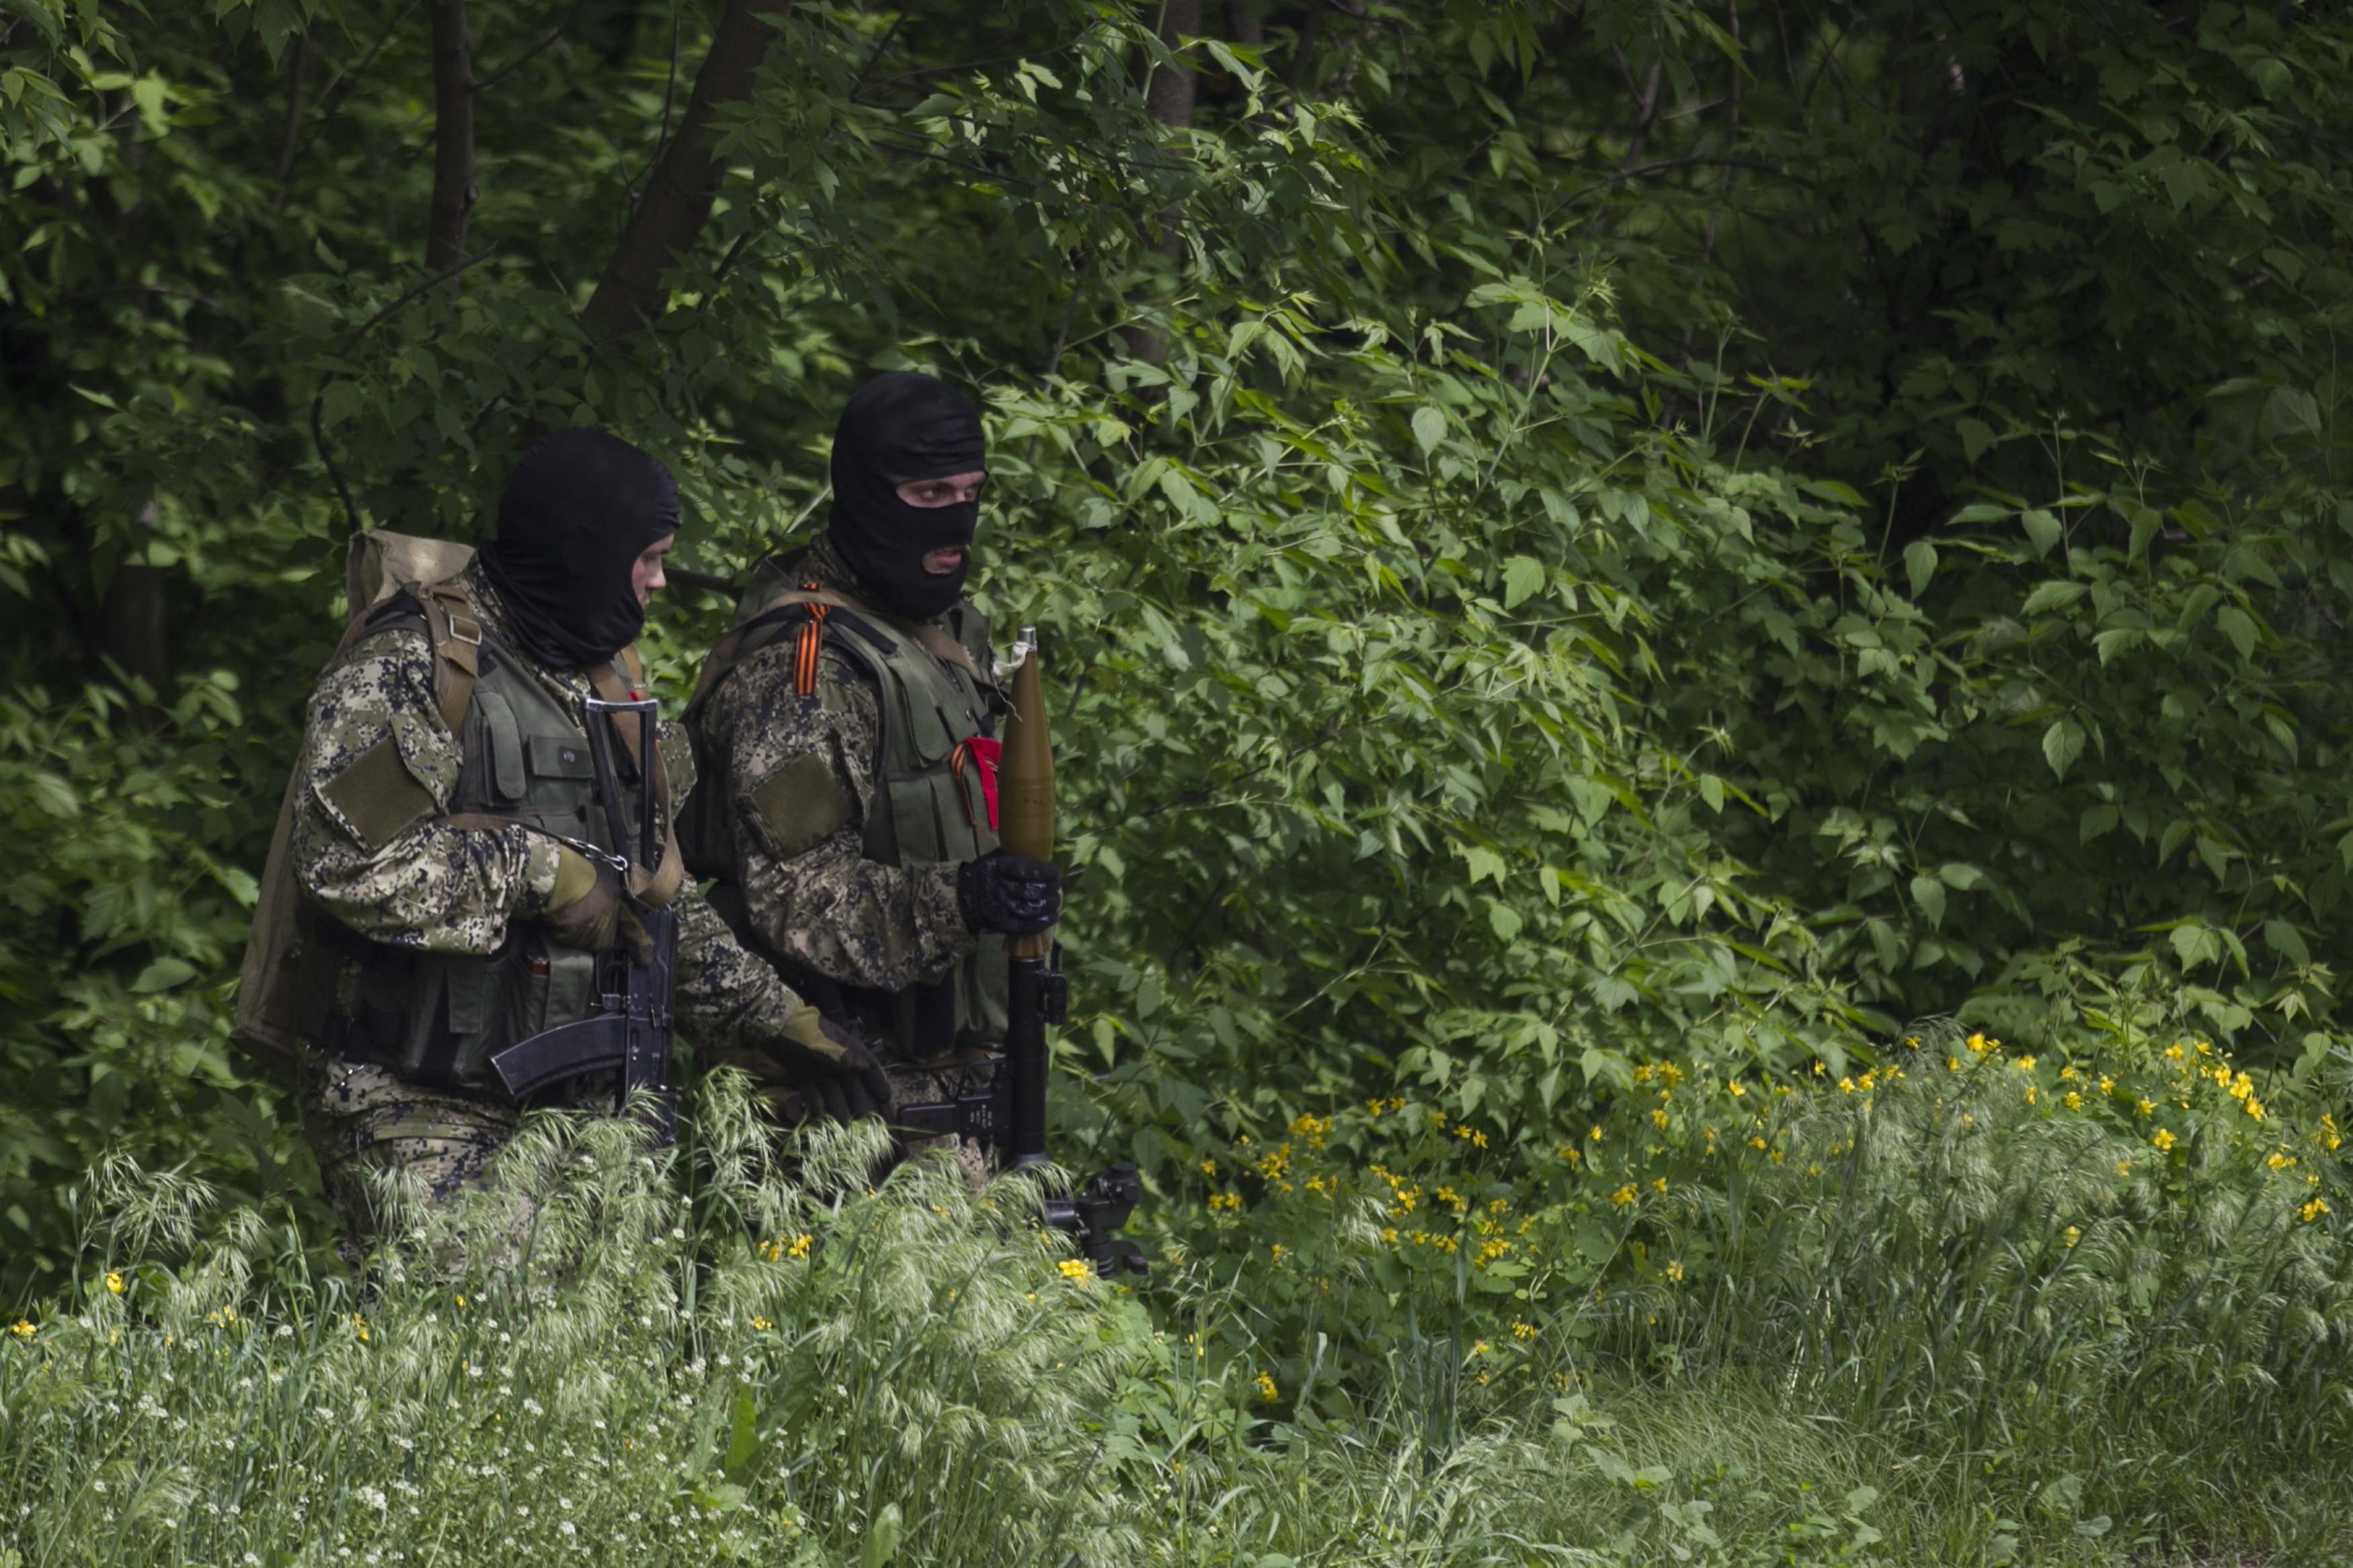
7,1071,2346,1564
3,0,2350,1364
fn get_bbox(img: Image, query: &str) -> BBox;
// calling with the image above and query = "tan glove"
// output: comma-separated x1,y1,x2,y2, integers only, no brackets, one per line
541,845,627,954
766,1009,893,1123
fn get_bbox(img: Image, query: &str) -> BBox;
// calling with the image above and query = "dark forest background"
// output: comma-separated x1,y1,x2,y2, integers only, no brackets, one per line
3,0,2350,1303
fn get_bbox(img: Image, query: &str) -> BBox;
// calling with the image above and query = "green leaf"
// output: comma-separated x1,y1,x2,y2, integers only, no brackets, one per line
2020,509,2063,557
131,958,196,994
1909,874,1947,930
1956,417,1997,462
719,1386,760,1480
1903,540,1938,597
2041,718,2085,780
2265,920,2312,967
1501,555,1544,609
1488,903,1523,942
859,1503,903,1568
2020,581,2085,616
1411,405,1445,455
2215,604,2258,661
1460,845,1507,886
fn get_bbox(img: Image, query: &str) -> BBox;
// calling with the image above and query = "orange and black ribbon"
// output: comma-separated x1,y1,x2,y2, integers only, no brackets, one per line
948,739,979,827
793,581,828,696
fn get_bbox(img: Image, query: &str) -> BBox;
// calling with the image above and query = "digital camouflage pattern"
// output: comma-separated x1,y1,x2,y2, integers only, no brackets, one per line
694,536,972,993
293,563,813,1246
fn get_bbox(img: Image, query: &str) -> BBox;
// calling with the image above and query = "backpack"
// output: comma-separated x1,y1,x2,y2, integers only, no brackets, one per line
231,530,478,1072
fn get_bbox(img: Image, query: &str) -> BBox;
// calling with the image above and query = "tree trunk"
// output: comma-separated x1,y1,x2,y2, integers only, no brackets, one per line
1124,0,1201,369
101,501,171,728
582,0,795,340
425,0,476,272
1146,0,1202,129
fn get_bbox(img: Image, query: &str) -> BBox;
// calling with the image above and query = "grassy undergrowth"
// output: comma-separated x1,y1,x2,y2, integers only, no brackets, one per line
5,1046,2350,1567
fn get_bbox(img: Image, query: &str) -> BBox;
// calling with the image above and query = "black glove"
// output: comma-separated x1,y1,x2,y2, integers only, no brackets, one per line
766,1009,893,1124
956,850,1062,936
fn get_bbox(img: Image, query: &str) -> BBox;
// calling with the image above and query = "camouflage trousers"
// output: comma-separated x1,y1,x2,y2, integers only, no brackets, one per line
301,1044,1002,1255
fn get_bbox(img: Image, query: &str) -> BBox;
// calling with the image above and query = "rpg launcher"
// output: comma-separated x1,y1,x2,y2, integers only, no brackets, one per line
892,627,1146,1277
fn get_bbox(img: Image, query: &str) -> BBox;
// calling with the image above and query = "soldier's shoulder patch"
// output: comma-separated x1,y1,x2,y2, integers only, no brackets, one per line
315,735,438,854
744,752,855,861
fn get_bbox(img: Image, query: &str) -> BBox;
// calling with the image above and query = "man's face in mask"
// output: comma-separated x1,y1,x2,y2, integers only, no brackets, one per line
825,372,990,620
899,471,987,579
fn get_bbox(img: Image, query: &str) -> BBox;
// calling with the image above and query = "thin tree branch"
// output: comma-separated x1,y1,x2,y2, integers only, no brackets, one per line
293,0,425,165
582,0,795,339
268,30,315,212
1564,155,1805,205
424,0,477,274
1617,58,1665,171
473,1,593,95
311,249,502,534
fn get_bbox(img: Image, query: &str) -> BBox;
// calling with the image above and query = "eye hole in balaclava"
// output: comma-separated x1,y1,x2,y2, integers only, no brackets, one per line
478,428,680,670
825,371,987,622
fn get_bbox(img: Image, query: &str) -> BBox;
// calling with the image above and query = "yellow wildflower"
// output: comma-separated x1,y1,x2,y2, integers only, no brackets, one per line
2064,1226,2080,1249
787,1233,813,1260
752,1317,772,1331
1589,1125,1603,1143
1200,1159,1218,1177
2063,1091,2082,1111
2137,1098,2155,1116
2301,1197,2331,1223
1257,1372,1278,1401
1728,1081,1747,1098
9,1320,34,1339
105,1272,124,1296
1652,1177,1669,1193
1665,1259,1685,1282
1609,1184,1637,1207
1059,1259,1094,1283
2152,1128,2177,1153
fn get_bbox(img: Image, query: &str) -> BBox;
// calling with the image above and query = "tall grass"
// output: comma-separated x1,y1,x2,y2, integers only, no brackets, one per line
1595,1048,2353,1558
5,1065,2346,1566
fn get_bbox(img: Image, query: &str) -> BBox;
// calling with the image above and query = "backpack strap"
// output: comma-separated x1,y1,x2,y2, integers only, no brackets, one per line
416,580,485,735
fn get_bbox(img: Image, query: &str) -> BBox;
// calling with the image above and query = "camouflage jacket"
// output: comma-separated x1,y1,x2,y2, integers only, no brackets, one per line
693,536,973,994
290,562,804,1057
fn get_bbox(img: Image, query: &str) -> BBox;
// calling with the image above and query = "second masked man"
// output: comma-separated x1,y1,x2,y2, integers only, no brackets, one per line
680,372,1062,1156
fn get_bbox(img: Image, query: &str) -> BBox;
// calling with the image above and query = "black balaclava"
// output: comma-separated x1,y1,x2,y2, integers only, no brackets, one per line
825,371,986,621
478,428,681,670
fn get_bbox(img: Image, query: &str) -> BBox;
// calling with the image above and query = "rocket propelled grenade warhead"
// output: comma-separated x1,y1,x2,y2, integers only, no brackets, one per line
998,625,1056,960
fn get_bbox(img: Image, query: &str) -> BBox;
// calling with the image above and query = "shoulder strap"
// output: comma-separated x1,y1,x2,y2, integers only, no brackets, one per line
416,579,484,735
588,653,687,905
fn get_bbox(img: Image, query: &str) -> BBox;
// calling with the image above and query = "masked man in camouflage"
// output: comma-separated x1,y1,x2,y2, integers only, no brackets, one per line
680,373,1061,1153
290,428,888,1249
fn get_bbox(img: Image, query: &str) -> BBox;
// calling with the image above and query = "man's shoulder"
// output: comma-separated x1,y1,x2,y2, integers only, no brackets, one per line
319,616,436,693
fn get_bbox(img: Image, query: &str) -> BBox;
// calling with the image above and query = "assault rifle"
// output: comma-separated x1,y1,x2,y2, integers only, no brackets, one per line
489,694,681,1146
891,628,1146,1277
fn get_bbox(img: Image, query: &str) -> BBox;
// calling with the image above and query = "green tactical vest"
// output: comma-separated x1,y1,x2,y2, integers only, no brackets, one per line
679,558,1008,1057
294,578,672,1093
